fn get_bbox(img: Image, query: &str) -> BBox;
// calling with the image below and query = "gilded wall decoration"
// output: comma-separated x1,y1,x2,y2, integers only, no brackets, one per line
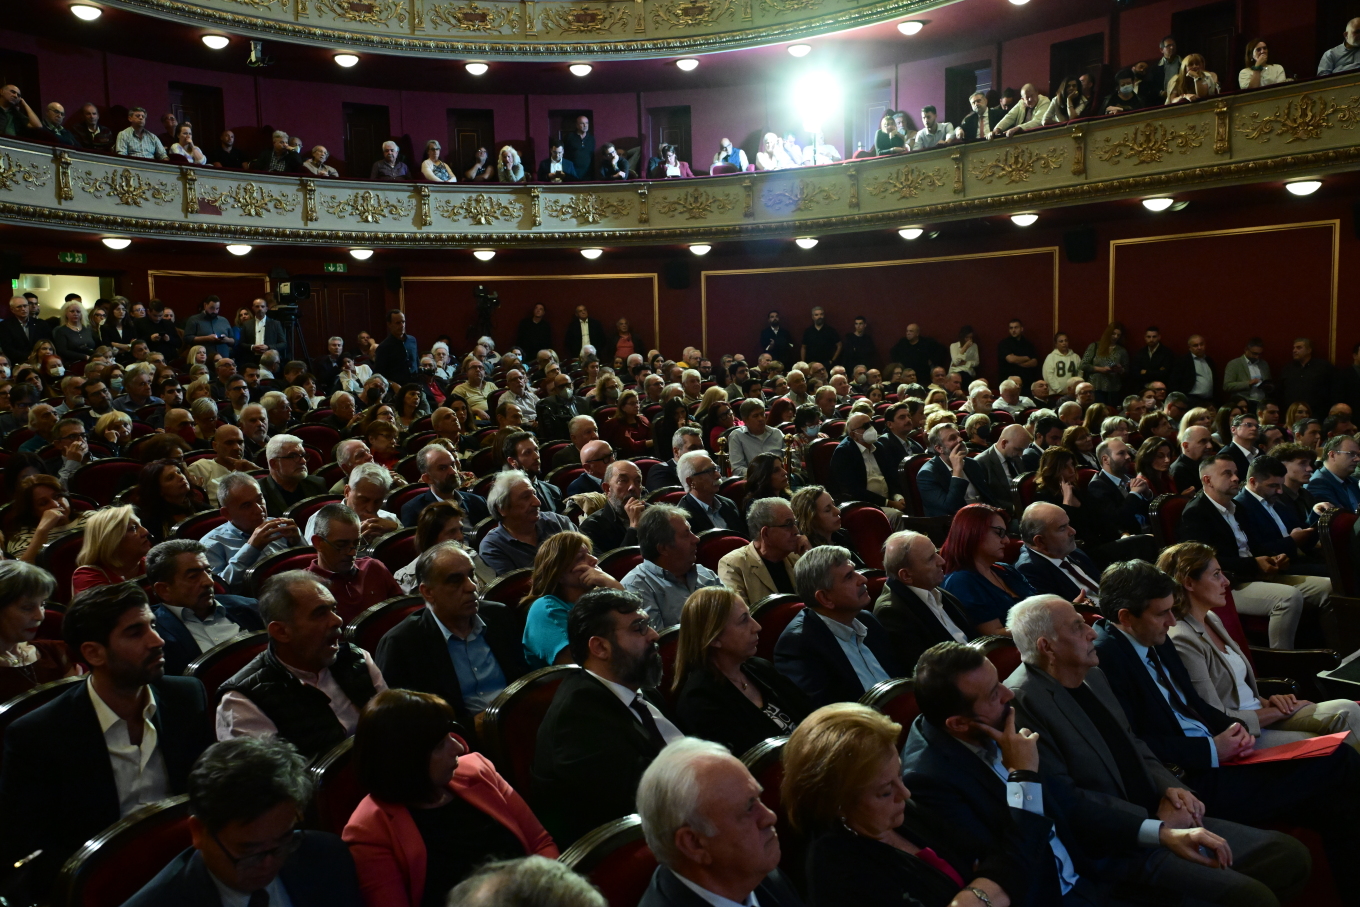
1070,127,1085,176
0,153,51,192
544,193,631,224
847,166,858,210
762,179,840,212
866,165,946,200
301,179,318,223
436,193,524,225
1236,93,1360,144
54,150,73,201
427,0,520,32
221,0,286,8
968,146,1065,185
529,186,542,228
76,168,173,206
322,189,414,223
637,185,649,224
199,182,299,217
651,0,735,29
758,0,822,12
313,0,407,26
539,5,630,34
1095,122,1204,165
741,179,753,218
654,187,735,219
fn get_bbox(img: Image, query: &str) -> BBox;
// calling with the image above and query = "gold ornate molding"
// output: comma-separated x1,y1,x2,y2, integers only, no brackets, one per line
199,181,299,216
76,167,173,206
426,0,520,32
0,152,50,192
436,192,523,225
321,189,415,222
1235,92,1360,144
866,164,946,200
762,178,840,212
655,187,735,219
539,4,630,33
1095,122,1205,165
969,146,1065,185
544,192,631,224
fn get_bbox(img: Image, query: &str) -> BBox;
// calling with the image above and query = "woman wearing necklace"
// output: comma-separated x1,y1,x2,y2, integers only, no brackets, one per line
0,561,81,702
673,587,811,756
420,140,457,183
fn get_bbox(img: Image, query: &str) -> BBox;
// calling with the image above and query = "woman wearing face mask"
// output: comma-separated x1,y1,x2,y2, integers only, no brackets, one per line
39,355,67,400
601,389,652,457
53,300,96,366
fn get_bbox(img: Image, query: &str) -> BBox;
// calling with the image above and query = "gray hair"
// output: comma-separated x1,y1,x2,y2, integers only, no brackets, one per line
445,855,605,907
1007,595,1068,664
0,560,56,604
567,415,596,439
1101,416,1133,436
26,403,55,430
336,438,369,472
257,570,329,625
272,130,289,141
1018,501,1062,544
348,461,392,494
999,379,1019,394
675,450,713,490
637,504,688,561
145,539,207,585
191,397,219,421
637,738,728,866
265,432,302,460
671,425,701,454
313,502,359,541
216,471,260,506
259,390,289,412
681,368,701,383
487,469,530,519
746,496,793,537
416,442,452,476
414,539,472,589
793,544,853,603
926,421,957,452
1025,408,1057,429
882,530,925,577
187,737,315,834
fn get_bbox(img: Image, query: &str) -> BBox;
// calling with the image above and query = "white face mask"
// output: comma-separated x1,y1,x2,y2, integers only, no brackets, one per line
0,366,9,378
860,427,879,444
48,366,64,378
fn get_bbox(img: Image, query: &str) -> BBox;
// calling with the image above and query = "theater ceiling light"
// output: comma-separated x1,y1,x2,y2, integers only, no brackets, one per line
349,248,374,260
580,248,603,259
1008,0,1030,5
689,244,711,255
795,237,818,249
101,237,130,249
897,21,924,35
569,63,593,77
898,227,924,240
71,5,102,20
465,62,489,76
787,44,812,58
676,58,699,71
1285,180,1322,196
473,249,496,261
225,244,252,255
1010,213,1038,227
1141,197,1174,212
202,35,230,49
334,53,359,67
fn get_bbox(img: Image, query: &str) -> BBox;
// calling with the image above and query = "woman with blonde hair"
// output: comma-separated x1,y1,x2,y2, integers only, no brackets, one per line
94,409,132,456
1159,541,1360,750
53,300,95,366
1080,402,1107,438
694,385,728,424
72,505,151,595
1079,322,1127,405
520,532,621,669
496,145,525,183
672,586,810,755
26,339,56,370
1178,406,1216,439
784,702,1019,906
185,344,211,369
1167,53,1219,104
189,396,220,445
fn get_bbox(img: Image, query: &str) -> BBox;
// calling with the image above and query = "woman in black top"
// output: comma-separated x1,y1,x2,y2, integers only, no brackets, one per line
96,298,136,359
673,587,811,756
790,484,865,567
741,451,791,515
131,458,201,544
874,112,907,155
53,300,96,366
651,396,694,458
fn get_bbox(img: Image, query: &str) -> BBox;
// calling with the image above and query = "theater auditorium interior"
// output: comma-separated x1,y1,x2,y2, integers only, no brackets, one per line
3,0,1360,904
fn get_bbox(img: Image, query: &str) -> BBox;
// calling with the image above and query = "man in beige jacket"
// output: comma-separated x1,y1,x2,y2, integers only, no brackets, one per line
718,498,806,605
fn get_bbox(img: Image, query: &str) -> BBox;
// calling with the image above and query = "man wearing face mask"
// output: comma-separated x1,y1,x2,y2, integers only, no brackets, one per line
830,412,905,511
535,373,586,441
1102,69,1147,115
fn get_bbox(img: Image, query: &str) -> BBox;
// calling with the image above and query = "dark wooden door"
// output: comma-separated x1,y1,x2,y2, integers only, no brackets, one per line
0,50,39,110
944,62,991,131
446,108,495,174
851,80,892,156
1172,1,1237,85
342,103,391,180
1049,33,1106,99
548,108,593,147
294,277,387,360
168,82,225,147
648,105,692,164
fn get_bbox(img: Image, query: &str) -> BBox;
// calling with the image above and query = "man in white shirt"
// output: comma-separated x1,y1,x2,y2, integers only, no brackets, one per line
993,379,1037,415
873,531,975,670
501,367,539,417
911,105,954,150
186,424,255,507
727,399,784,475
148,539,264,675
303,461,398,547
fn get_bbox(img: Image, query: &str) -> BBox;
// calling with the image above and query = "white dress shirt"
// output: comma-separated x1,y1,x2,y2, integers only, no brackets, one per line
88,681,170,817
906,585,969,643
254,317,267,348
211,871,295,907
857,440,889,499
1205,494,1252,558
165,603,244,653
674,872,759,907
1190,356,1213,398
216,649,388,741
584,669,683,743
1245,488,1290,537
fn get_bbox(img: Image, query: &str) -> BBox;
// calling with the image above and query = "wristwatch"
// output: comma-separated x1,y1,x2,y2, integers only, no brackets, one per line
968,887,994,907
1007,769,1041,783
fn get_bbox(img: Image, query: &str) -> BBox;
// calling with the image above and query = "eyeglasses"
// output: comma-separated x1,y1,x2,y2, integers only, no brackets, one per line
587,452,616,465
274,451,306,462
209,826,304,871
323,537,360,553
988,526,1007,538
692,466,718,477
772,519,799,531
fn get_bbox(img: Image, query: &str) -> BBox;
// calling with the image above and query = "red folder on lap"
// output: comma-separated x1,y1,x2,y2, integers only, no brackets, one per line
1223,731,1349,765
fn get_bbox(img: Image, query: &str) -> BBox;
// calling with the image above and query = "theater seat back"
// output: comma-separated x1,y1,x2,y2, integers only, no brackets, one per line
695,529,748,571
750,594,803,662
344,595,424,652
656,626,680,710
974,636,1021,680
484,567,533,612
840,503,892,570
1149,493,1187,548
1320,509,1358,595
54,795,192,907
308,737,366,835
899,454,932,518
859,677,919,749
186,631,269,702
558,815,656,907
481,665,579,794
0,676,84,772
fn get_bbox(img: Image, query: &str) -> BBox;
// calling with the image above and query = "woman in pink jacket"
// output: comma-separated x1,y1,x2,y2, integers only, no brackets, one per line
343,690,558,907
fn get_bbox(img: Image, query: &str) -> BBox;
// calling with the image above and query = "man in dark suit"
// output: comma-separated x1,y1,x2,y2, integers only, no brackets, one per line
250,130,306,173
1020,415,1065,473
376,543,527,732
0,582,213,895
581,459,644,553
1002,597,1314,907
397,442,490,527
0,293,53,364
774,545,902,707
974,424,1031,517
829,412,904,508
1306,434,1360,515
563,303,610,360
874,531,974,672
503,430,562,514
1091,560,1360,892
1169,425,1214,494
562,114,595,181
915,422,998,517
646,425,704,493
881,400,926,464
1014,502,1103,604
1128,326,1175,393
1235,456,1327,575
636,738,804,907
565,438,611,498
956,91,1003,141
532,588,680,846
374,308,419,387
147,539,263,675
1221,413,1260,484
125,736,363,907
1168,335,1216,407
537,140,580,182
238,296,288,366
1076,438,1158,565
677,450,747,537
261,434,329,517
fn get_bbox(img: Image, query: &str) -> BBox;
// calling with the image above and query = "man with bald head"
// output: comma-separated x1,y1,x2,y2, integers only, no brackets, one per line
186,425,255,507
580,459,645,552
974,423,1032,517
1014,501,1103,604
1318,17,1360,75
566,439,614,497
873,530,975,671
1170,334,1216,407
994,82,1050,137
36,101,77,147
0,85,39,138
830,411,903,508
1171,424,1215,493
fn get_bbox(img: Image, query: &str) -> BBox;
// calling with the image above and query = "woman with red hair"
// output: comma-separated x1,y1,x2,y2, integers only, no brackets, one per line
939,503,1034,637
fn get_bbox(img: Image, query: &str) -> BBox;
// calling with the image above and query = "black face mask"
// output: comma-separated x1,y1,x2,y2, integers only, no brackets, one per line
366,387,382,404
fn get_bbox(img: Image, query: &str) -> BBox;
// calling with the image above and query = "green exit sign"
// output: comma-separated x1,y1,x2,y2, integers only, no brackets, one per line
58,252,87,264
323,262,348,273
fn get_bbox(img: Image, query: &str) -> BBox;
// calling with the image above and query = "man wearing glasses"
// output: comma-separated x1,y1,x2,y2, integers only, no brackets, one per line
717,497,806,605
676,450,747,537
1306,435,1360,515
304,503,403,622
261,433,328,517
44,416,91,489
565,439,613,497
125,736,363,906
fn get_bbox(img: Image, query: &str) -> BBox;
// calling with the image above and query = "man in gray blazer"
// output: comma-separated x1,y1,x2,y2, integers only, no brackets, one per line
973,423,1031,518
1003,595,1310,906
1222,338,1271,404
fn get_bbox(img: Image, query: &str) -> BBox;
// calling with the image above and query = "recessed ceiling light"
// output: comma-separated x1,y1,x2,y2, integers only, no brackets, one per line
1008,0,1030,5
202,35,229,49
897,21,924,35
898,227,924,240
580,248,603,259
225,243,252,255
1142,197,1174,212
1010,213,1038,227
795,237,818,249
71,4,102,20
465,62,489,76
349,248,374,260
1285,180,1322,196
676,58,699,71
689,244,711,256
473,249,496,261
101,237,130,249
569,63,593,77
334,53,359,68
787,44,812,58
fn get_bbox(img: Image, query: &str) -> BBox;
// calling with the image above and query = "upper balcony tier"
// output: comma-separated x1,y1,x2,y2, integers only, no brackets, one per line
1,74,1357,250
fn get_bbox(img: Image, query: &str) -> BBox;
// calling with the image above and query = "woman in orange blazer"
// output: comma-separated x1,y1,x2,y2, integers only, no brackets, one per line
343,690,558,907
